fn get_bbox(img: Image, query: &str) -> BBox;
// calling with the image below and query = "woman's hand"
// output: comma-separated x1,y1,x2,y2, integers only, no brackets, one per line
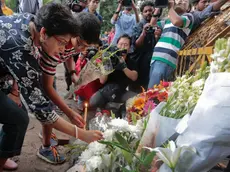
69,110,85,128
78,129,103,143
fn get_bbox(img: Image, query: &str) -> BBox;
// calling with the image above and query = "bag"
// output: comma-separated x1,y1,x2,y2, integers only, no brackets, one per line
99,83,122,102
176,73,230,172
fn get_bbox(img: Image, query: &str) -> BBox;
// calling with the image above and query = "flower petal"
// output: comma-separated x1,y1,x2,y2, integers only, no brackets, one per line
153,147,173,168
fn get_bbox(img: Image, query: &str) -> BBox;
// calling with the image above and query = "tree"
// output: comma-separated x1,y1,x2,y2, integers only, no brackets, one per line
100,0,117,33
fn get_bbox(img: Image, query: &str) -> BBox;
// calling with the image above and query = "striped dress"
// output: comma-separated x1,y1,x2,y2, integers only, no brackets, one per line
151,14,194,69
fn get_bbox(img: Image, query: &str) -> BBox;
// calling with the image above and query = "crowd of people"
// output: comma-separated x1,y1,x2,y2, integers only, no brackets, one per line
0,0,228,171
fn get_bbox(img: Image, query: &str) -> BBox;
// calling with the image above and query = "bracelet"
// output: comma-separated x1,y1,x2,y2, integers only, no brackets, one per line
75,125,78,138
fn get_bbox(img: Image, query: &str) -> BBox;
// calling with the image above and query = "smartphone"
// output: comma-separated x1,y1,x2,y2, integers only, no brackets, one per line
155,0,168,8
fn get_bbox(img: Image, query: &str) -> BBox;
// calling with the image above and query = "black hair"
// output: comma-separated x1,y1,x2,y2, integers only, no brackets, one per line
73,12,101,44
34,3,80,37
140,1,155,13
117,34,132,46
191,0,200,5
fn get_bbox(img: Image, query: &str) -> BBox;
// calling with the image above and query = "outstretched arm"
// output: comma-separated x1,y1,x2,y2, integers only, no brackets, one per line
212,0,228,11
168,0,184,27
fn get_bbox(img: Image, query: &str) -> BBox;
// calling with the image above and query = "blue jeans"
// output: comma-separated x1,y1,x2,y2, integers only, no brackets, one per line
148,60,175,89
0,91,29,158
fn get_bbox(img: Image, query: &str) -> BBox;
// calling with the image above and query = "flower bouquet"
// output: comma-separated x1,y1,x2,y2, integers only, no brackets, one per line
65,46,123,99
67,118,156,172
175,37,230,172
126,81,170,123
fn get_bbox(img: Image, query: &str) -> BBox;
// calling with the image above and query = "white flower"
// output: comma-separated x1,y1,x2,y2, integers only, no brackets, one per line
86,156,103,171
79,149,94,162
88,141,107,155
145,141,196,170
109,118,130,132
192,79,204,88
103,129,115,141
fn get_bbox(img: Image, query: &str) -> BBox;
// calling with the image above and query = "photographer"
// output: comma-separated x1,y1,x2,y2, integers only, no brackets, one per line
111,0,139,46
130,2,162,92
89,34,137,110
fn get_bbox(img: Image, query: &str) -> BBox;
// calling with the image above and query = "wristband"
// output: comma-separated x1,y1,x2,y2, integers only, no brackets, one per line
75,125,78,138
152,13,161,18
115,11,120,14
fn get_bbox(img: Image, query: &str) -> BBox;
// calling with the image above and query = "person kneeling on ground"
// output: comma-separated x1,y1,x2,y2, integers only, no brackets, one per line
89,34,138,116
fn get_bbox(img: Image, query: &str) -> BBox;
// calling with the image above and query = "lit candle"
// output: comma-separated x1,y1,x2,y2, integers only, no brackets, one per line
84,102,88,130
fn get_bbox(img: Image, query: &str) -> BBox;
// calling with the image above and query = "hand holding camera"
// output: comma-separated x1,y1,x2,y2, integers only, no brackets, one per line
115,56,127,71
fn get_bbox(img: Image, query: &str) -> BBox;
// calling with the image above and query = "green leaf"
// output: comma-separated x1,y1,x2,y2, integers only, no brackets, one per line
143,150,156,167
131,113,137,125
122,150,133,164
121,166,136,172
115,132,130,150
111,110,116,119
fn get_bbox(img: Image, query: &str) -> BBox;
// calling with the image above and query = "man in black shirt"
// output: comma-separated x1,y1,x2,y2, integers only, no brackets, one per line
90,34,138,108
130,1,162,92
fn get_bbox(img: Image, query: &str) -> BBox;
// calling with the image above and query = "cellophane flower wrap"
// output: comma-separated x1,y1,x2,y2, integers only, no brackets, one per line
65,47,116,98
67,118,153,172
126,81,170,123
175,37,230,172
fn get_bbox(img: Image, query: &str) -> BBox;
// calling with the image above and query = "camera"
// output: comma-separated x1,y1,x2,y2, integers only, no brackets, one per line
145,26,155,34
86,47,98,59
155,0,168,8
104,46,128,68
121,0,132,7
68,0,87,13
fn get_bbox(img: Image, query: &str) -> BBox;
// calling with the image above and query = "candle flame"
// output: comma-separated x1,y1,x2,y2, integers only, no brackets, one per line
85,103,88,108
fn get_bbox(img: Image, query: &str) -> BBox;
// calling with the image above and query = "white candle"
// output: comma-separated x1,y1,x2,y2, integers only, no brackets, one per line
84,103,88,130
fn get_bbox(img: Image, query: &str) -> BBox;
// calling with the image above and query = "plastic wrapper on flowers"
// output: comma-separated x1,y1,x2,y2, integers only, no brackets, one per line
137,102,181,153
67,118,146,172
126,81,169,123
174,38,230,172
65,51,114,99
88,114,111,132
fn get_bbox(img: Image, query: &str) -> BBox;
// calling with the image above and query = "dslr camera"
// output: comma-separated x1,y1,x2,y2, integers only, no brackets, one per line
104,46,128,68
145,26,155,34
155,0,168,8
120,0,132,7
